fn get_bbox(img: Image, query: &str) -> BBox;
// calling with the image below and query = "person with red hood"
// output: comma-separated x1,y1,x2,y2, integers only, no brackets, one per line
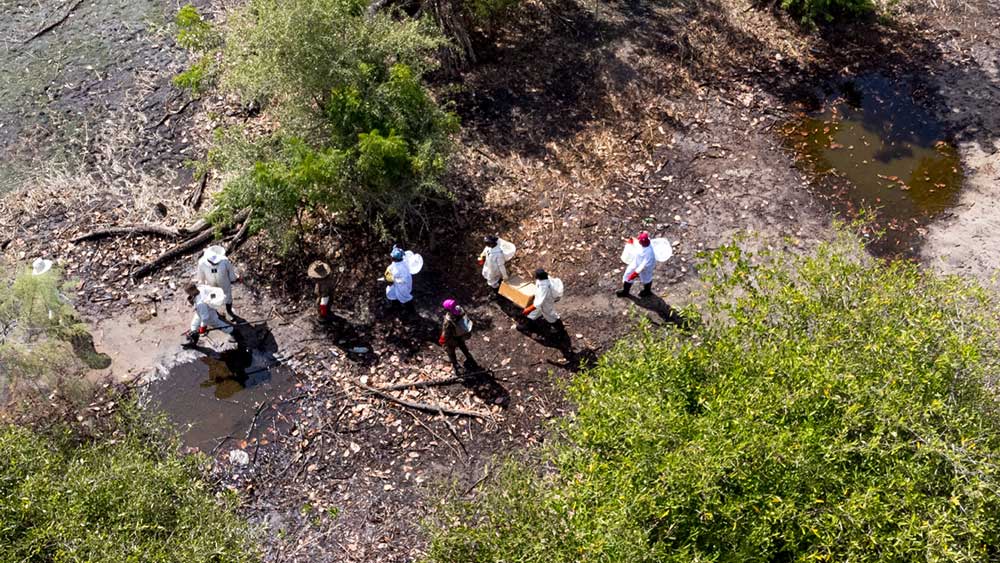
617,232,656,298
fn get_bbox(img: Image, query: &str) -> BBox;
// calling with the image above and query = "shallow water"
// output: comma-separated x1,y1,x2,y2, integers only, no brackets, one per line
784,74,964,251
144,347,296,453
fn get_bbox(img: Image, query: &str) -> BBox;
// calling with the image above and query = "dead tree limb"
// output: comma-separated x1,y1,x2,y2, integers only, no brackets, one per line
130,210,248,282
224,209,253,256
185,172,209,209
372,376,469,393
23,0,85,45
71,224,180,243
354,382,487,419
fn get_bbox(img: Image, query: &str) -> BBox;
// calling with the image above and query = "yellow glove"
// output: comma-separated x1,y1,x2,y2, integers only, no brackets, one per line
384,267,394,284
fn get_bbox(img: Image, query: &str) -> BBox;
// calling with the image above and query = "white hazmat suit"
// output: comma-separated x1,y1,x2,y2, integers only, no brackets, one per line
190,296,233,334
623,244,655,284
481,245,509,288
197,256,238,305
528,279,560,322
385,260,413,304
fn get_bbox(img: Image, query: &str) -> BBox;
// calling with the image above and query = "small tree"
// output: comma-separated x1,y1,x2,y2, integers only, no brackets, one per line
780,0,875,25
175,1,458,248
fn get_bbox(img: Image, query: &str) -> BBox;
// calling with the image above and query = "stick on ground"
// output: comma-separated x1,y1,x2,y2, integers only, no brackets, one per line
71,224,180,243
354,382,487,419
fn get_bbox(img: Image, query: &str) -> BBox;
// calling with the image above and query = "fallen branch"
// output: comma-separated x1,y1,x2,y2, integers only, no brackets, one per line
354,382,487,419
131,210,248,282
373,376,469,392
225,209,253,256
71,224,180,243
148,97,197,130
245,401,270,441
185,172,209,209
23,0,85,45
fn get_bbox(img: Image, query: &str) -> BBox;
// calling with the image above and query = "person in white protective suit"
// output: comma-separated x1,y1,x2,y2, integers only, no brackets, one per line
183,283,233,347
196,245,240,318
617,231,656,298
478,235,509,291
385,246,414,310
520,268,566,336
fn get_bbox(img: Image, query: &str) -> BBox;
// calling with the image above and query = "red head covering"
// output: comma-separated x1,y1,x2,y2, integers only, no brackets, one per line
638,232,651,247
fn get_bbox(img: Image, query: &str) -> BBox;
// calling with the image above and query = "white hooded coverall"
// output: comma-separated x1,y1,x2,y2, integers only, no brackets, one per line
385,260,413,303
190,296,233,334
197,257,238,305
481,245,508,288
528,279,560,322
623,244,655,284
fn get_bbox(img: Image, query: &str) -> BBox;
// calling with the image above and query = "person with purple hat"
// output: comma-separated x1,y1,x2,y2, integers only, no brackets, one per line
438,299,477,370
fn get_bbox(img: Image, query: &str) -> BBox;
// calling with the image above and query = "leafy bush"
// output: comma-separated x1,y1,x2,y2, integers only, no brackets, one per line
177,0,458,246
0,407,257,562
0,262,107,400
781,0,875,25
426,234,1000,562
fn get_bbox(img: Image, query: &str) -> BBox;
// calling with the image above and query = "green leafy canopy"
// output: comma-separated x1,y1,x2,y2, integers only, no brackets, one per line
426,234,1000,563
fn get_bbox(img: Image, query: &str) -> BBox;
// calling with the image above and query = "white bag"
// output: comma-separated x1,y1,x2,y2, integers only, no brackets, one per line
620,239,642,264
498,238,516,261
549,277,564,302
651,238,674,262
455,314,473,337
198,285,227,308
405,251,424,274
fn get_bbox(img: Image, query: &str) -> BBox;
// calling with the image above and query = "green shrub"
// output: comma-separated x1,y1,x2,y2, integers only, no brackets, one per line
194,0,457,245
426,234,1000,562
781,0,875,25
0,407,257,562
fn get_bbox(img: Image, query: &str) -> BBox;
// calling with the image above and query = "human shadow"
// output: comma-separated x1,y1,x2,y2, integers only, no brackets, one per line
622,293,692,330
458,360,511,408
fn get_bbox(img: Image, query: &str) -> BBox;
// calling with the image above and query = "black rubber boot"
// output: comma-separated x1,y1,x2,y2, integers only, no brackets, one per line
183,333,199,348
616,282,632,297
639,282,653,297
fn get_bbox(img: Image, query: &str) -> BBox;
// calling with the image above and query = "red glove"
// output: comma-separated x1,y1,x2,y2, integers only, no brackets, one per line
522,305,536,316
438,334,447,346
318,304,329,317
627,271,639,282
198,325,207,335
477,257,485,266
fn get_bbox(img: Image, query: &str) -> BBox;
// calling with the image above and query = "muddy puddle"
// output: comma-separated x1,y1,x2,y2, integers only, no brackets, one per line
143,342,297,454
784,73,964,254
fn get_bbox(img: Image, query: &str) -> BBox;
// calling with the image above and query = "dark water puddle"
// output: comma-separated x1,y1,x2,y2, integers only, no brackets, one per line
783,73,964,255
144,345,296,454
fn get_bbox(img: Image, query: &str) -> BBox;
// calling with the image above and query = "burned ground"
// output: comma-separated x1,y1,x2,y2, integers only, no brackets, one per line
3,0,1000,561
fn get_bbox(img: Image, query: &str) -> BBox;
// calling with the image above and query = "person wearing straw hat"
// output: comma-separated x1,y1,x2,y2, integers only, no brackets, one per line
196,245,240,319
384,246,414,311
308,260,335,321
478,235,509,292
439,299,477,370
617,231,656,298
183,282,232,347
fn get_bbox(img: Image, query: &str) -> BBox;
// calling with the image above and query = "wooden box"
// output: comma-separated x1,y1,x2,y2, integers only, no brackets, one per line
499,276,536,308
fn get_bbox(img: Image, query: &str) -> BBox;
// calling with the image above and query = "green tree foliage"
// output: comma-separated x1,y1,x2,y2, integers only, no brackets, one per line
0,263,104,398
0,408,257,562
426,235,1000,562
781,0,875,25
176,0,458,246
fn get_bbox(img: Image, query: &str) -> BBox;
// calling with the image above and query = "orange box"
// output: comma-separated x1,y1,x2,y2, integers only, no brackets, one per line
499,276,536,308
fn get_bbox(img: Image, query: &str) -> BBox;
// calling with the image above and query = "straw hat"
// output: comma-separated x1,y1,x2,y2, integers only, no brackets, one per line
307,261,332,280
203,245,227,265
31,258,53,276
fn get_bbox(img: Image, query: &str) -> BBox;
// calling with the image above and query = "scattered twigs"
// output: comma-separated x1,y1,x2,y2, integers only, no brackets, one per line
210,435,234,455
404,410,461,458
245,401,270,441
71,224,180,243
353,382,487,418
23,0,85,45
373,375,469,392
464,464,491,495
438,409,469,458
148,97,197,130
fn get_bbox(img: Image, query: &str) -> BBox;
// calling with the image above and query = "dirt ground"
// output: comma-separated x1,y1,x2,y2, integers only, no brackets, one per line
3,0,1000,561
